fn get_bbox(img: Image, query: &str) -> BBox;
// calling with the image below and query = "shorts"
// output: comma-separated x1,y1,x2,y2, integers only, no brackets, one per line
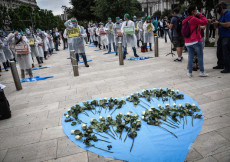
173,37,185,48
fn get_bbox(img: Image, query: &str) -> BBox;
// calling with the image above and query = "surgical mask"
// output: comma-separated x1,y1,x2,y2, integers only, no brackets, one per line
73,23,77,28
26,30,30,35
147,20,150,23
16,34,21,40
141,20,144,22
117,20,120,24
124,17,126,21
134,19,137,21
109,20,112,23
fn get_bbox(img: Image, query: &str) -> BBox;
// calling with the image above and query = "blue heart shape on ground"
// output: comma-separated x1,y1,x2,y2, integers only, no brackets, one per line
32,66,50,71
21,76,53,82
128,57,153,61
104,52,116,55
62,88,203,162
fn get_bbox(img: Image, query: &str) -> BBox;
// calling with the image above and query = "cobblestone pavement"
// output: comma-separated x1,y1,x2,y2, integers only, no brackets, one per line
0,37,229,162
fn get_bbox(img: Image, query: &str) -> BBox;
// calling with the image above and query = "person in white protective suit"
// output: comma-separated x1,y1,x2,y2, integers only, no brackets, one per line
143,16,155,52
96,22,108,50
105,17,116,53
13,32,33,79
0,34,15,67
0,36,8,71
137,17,145,48
64,18,89,67
121,13,139,59
133,16,140,48
113,17,123,56
37,29,49,60
25,28,42,67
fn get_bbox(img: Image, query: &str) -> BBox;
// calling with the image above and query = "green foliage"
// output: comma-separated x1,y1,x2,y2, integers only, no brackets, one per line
152,10,162,19
69,0,142,23
162,9,172,19
1,4,62,31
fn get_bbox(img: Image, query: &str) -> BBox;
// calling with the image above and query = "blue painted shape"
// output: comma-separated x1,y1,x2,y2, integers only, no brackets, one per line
94,49,104,51
128,57,153,61
21,76,53,82
88,45,96,47
32,66,50,71
104,52,116,55
52,53,57,54
78,60,92,64
1,67,10,70
62,88,203,162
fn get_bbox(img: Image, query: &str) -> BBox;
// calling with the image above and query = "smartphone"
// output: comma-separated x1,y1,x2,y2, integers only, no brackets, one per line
197,10,199,13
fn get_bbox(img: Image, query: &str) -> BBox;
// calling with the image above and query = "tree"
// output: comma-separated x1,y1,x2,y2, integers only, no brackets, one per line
92,0,142,22
152,10,162,20
162,9,172,19
0,5,9,30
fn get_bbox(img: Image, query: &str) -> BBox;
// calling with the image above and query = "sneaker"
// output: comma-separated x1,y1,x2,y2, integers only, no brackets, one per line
187,73,192,78
199,72,208,77
85,64,89,67
174,58,182,62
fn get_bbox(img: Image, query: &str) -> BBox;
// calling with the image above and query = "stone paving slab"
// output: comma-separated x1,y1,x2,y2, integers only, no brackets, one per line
0,37,230,162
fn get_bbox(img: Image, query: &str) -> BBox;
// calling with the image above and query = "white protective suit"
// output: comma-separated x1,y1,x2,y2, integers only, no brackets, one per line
121,20,137,48
143,22,155,44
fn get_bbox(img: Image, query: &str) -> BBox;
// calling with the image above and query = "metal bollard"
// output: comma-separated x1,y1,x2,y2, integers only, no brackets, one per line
70,50,79,77
118,41,124,65
154,36,159,57
9,61,22,91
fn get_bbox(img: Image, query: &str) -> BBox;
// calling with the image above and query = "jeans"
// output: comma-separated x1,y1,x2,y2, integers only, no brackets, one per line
108,42,116,52
123,47,138,59
164,29,172,43
221,37,230,71
55,40,58,51
186,41,204,73
216,38,224,67
76,53,88,65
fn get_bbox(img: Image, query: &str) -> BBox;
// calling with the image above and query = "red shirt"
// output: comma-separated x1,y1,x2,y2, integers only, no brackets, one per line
182,14,208,43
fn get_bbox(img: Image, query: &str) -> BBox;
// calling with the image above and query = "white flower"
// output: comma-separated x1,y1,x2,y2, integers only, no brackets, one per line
65,114,69,118
133,114,138,117
90,118,95,123
136,119,141,123
99,116,103,120
81,124,87,129
176,90,179,93
173,103,176,106
104,97,107,100
119,112,123,116
165,103,169,106
172,89,175,91
127,112,131,115
75,135,81,140
141,116,145,120
148,108,152,111
115,98,118,100
179,104,182,107
68,109,71,112
158,104,161,108
71,130,75,134
107,115,111,118
142,111,146,115
192,103,196,106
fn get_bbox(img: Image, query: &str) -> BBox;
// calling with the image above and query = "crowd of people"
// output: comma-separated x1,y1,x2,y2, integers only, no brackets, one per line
0,28,62,79
0,2,229,81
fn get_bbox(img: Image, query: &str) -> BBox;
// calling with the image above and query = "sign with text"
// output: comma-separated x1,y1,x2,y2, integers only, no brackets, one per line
99,29,107,35
123,26,135,34
28,38,35,45
15,44,29,54
67,28,80,38
147,24,153,32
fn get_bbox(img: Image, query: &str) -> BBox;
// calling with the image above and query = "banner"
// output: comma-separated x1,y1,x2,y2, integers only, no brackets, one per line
67,28,80,38
147,24,153,32
28,38,35,45
123,26,135,34
109,25,113,32
99,29,107,35
15,44,29,54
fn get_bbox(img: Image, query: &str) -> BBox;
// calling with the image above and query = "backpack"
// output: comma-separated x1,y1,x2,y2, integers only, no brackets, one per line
181,20,191,38
175,16,183,35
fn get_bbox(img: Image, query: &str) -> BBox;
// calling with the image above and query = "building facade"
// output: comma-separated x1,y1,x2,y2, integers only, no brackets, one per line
0,0,37,9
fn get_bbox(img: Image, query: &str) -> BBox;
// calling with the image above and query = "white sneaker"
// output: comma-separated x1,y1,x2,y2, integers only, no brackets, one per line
187,73,192,78
199,72,208,77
